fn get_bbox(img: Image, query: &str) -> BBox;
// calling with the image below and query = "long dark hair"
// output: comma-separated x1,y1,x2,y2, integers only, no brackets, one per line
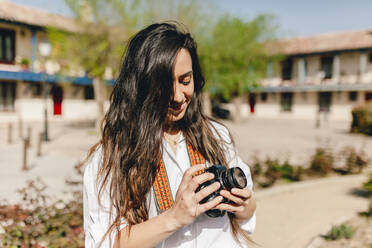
89,22,253,247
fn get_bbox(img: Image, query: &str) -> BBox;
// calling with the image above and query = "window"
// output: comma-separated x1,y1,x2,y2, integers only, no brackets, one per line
280,92,293,112
0,28,15,64
0,82,16,111
349,91,358,101
318,92,332,112
301,92,307,101
261,92,268,102
31,83,42,97
281,58,293,80
321,56,333,79
84,85,95,99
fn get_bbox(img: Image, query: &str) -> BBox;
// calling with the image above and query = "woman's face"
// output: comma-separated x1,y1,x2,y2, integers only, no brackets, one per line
166,48,194,123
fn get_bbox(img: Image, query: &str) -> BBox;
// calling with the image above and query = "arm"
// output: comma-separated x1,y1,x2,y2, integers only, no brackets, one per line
112,164,223,248
210,121,257,232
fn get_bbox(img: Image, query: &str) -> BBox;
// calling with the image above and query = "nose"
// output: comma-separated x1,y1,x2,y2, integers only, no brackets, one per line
172,82,184,103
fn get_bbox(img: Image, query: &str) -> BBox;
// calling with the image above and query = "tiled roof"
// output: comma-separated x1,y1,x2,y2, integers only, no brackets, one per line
267,29,372,55
0,0,80,32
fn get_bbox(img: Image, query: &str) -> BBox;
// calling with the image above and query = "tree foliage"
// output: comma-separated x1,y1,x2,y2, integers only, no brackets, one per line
48,0,143,79
199,14,280,100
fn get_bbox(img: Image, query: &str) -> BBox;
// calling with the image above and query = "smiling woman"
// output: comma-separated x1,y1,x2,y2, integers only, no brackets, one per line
83,22,256,248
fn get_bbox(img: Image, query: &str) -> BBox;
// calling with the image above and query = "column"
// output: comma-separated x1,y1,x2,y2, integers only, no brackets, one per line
333,54,340,83
360,51,367,80
31,28,37,72
297,57,306,84
266,60,273,78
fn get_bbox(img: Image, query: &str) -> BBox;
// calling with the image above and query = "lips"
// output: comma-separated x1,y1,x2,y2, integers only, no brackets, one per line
170,101,185,111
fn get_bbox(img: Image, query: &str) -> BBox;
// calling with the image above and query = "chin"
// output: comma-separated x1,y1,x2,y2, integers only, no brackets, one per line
170,110,187,122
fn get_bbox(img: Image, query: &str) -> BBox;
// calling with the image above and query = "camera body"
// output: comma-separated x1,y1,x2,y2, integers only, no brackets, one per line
196,164,247,218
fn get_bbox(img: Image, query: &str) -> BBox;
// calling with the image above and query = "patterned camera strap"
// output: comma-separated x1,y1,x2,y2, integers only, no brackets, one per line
153,142,205,212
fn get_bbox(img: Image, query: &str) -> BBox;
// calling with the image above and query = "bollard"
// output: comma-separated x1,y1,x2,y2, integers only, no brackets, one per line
18,117,23,138
23,137,30,171
7,123,12,144
27,127,31,147
37,132,42,157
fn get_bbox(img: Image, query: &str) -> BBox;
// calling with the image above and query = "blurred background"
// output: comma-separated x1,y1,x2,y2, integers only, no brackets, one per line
0,0,372,247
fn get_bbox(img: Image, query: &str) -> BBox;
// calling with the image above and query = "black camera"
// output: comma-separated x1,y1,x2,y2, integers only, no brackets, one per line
196,164,247,218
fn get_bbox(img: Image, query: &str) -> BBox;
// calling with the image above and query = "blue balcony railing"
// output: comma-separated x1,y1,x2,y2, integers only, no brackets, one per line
0,70,115,86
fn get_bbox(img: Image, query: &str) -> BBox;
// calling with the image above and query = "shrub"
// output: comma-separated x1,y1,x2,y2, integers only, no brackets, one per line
363,173,372,197
279,160,303,182
260,158,282,187
0,178,84,248
359,199,372,218
351,102,372,136
340,146,369,174
251,155,263,178
322,223,355,241
309,147,334,176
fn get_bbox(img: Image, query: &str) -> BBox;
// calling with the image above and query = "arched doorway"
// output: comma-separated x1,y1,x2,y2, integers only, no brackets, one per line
50,84,63,115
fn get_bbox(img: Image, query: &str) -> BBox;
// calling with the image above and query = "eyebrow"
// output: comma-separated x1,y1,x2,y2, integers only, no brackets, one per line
178,71,193,79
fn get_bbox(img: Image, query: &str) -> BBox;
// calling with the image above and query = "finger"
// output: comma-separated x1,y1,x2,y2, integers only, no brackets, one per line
219,190,244,205
195,182,220,203
178,164,205,192
197,195,223,215
215,203,244,213
231,188,252,199
187,172,215,192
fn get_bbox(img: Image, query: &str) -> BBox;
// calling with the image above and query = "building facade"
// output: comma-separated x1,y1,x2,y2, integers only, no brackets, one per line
0,0,102,123
232,30,372,121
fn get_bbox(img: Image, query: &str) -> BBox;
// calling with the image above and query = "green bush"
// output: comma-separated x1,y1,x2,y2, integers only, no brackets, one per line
0,179,84,248
359,199,372,218
351,102,372,136
339,146,369,174
309,147,334,176
322,223,355,241
363,173,372,197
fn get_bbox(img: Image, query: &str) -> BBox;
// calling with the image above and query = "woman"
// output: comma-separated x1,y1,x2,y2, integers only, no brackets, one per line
83,22,256,248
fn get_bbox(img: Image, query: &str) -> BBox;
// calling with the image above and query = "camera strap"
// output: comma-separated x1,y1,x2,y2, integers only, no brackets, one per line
153,142,205,213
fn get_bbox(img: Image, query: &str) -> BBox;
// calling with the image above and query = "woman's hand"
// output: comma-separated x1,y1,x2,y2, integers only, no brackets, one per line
216,187,256,221
167,164,223,230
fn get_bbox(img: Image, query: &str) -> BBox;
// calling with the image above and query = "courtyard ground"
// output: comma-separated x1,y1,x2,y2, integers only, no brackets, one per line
0,117,371,247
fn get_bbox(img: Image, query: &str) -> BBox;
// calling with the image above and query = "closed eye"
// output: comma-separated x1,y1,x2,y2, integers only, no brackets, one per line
179,73,192,85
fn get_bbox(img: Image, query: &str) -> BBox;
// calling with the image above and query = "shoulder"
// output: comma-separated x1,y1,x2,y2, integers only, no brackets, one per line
83,145,103,190
208,119,232,144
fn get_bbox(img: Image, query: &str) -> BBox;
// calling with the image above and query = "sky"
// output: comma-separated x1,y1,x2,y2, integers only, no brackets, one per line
8,0,372,38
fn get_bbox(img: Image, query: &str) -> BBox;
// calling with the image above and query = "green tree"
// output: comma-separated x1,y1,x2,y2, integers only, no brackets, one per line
199,14,280,121
48,0,141,133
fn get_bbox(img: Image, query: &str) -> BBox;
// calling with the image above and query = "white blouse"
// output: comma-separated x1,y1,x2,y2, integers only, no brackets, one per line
83,122,256,248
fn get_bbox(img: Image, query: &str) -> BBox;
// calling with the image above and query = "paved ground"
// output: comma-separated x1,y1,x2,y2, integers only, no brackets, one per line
225,117,372,167
0,117,371,247
251,173,371,248
0,121,98,203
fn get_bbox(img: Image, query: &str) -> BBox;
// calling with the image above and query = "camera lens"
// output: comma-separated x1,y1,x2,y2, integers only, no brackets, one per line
196,165,247,218
229,167,247,189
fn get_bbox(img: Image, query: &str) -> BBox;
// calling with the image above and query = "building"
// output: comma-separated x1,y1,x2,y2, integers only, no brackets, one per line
0,0,105,123
249,29,372,121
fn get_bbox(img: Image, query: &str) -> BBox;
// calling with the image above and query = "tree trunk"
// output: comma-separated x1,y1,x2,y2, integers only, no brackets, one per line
202,91,212,117
93,78,105,135
232,96,242,123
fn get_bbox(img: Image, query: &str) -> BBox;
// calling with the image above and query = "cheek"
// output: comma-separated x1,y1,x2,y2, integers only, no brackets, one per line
186,82,195,100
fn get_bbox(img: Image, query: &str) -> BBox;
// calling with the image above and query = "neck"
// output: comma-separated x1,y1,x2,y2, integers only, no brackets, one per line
163,121,181,135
